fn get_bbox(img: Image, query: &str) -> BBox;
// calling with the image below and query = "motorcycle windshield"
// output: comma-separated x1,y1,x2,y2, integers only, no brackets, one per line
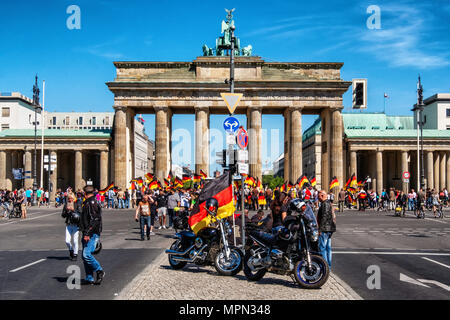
302,207,318,230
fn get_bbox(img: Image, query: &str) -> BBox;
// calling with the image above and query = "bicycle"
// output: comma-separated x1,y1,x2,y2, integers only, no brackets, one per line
415,202,425,219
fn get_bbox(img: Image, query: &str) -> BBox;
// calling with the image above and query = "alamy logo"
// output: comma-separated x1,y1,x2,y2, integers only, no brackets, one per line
366,5,381,30
66,5,81,30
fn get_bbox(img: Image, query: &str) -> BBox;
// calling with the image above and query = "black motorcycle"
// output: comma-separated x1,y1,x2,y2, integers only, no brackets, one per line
243,199,329,289
165,198,243,276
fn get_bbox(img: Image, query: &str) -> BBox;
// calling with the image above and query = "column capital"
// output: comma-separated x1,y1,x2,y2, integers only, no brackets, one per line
329,106,344,112
113,105,127,112
194,104,210,112
247,106,263,112
153,105,169,112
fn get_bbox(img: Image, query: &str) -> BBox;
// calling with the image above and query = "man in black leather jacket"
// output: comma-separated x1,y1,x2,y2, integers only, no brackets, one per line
80,185,105,285
317,190,336,269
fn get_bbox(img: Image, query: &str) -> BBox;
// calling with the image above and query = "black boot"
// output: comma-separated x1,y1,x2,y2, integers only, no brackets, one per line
72,254,78,261
69,250,74,260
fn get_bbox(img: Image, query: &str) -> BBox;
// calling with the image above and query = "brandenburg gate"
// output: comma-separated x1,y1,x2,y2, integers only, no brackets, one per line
106,14,351,191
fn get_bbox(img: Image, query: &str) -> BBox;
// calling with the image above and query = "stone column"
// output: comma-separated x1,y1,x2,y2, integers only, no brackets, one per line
376,150,383,195
75,150,83,191
440,152,446,191
0,151,6,189
283,109,290,182
330,107,344,194
401,150,409,193
114,106,127,190
24,150,32,189
434,152,440,191
11,151,18,190
100,150,109,189
447,152,450,192
290,107,302,183
350,151,357,178
195,106,210,175
320,109,330,191
49,150,57,202
427,151,434,190
155,106,169,181
248,107,262,181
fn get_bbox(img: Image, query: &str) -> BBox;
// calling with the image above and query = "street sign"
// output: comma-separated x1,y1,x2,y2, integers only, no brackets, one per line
238,163,249,175
403,171,410,179
236,127,248,149
226,134,236,145
404,179,409,183
221,92,243,114
223,117,240,134
236,150,248,162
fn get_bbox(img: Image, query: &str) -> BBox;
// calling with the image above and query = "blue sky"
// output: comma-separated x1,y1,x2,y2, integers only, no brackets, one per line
1,0,449,173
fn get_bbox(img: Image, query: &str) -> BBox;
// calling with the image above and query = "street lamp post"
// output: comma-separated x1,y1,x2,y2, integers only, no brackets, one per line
32,75,42,206
412,75,425,190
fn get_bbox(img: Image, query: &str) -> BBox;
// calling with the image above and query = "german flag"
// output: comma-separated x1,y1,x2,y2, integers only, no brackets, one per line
280,182,287,192
200,169,207,179
167,171,173,181
297,175,309,189
130,181,136,190
329,176,339,190
145,173,154,182
287,182,294,191
174,177,183,188
98,182,114,195
258,194,266,206
245,176,256,187
188,172,235,234
310,177,317,187
149,180,159,190
136,178,143,187
193,174,202,183
256,178,262,189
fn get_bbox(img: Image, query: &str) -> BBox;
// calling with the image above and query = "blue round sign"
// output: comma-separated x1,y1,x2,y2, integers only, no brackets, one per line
223,117,240,134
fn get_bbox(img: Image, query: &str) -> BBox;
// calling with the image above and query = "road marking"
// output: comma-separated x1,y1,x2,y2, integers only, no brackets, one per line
9,259,46,273
417,279,450,292
422,257,450,270
0,212,60,227
334,251,450,256
399,273,430,288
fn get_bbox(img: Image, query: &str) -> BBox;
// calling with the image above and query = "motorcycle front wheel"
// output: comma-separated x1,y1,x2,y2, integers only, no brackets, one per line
168,240,187,270
294,254,329,289
214,248,243,276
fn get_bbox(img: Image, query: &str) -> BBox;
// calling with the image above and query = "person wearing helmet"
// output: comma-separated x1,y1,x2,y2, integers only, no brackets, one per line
80,185,105,285
61,193,81,261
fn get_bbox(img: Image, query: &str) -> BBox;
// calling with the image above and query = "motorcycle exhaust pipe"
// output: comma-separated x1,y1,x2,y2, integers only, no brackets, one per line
170,245,208,262
165,245,194,256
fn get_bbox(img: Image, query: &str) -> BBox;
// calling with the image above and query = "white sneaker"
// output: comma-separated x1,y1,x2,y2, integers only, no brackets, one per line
158,226,162,230
163,226,167,229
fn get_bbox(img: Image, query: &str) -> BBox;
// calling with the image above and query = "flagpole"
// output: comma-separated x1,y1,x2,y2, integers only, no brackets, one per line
40,80,45,189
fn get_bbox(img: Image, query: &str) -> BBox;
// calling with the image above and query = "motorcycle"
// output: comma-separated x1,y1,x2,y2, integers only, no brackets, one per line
243,199,329,289
165,198,243,276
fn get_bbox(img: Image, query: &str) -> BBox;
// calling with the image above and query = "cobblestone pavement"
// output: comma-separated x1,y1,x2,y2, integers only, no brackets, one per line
116,247,362,300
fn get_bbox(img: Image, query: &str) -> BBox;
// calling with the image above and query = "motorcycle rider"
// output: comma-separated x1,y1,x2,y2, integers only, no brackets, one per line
80,185,105,285
317,190,336,269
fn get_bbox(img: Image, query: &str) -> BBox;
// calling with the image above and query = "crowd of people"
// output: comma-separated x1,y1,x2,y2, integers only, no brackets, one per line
337,186,448,218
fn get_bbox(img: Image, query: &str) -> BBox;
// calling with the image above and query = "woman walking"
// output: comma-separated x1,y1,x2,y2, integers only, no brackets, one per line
62,193,81,260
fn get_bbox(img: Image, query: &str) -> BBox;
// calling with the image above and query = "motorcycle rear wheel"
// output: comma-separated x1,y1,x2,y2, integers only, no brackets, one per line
168,240,187,270
214,248,242,276
294,254,329,289
243,247,267,281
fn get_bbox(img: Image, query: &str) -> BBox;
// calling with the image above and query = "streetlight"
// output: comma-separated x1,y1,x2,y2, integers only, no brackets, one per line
412,75,425,190
32,75,42,206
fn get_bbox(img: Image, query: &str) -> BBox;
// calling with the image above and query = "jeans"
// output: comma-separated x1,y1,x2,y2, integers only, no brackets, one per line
168,208,175,227
408,199,414,211
118,199,124,209
318,232,333,269
108,199,114,208
139,215,151,239
125,199,129,209
81,234,102,282
65,224,79,254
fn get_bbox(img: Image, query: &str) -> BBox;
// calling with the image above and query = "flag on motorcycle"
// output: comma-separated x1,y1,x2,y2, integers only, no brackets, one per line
329,176,339,190
188,172,235,234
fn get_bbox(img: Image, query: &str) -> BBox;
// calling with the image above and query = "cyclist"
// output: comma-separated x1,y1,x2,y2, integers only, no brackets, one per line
416,188,426,218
